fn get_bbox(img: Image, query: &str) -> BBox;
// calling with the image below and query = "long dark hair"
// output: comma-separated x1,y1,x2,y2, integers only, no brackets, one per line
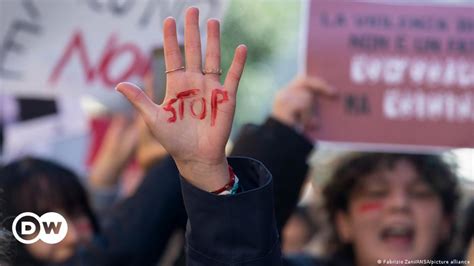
0,157,99,265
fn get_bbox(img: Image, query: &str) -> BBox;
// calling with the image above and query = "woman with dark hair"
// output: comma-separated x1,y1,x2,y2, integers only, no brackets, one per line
317,153,460,266
0,152,192,266
230,77,464,265
232,118,463,266
242,75,466,265
0,157,99,264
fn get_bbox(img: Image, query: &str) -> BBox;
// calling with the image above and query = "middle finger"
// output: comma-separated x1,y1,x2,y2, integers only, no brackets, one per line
184,7,202,73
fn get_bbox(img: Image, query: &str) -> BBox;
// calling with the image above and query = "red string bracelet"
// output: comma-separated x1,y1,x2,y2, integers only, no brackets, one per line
211,165,236,194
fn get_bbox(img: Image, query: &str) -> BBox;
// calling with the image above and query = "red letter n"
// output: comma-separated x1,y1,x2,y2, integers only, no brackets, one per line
48,30,95,85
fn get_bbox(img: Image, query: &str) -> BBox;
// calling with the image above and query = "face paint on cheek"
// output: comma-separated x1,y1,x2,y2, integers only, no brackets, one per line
358,202,383,213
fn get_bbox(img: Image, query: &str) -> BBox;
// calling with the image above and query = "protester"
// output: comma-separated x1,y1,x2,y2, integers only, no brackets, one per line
0,107,181,265
118,11,466,265
88,72,170,208
1,5,470,266
230,76,464,265
319,153,459,266
1,6,250,265
88,114,139,214
0,157,99,264
282,206,318,255
0,153,192,265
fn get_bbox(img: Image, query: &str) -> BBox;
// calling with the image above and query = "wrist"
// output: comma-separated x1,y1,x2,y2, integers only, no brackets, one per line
89,161,121,188
270,110,298,128
211,166,238,195
175,158,229,192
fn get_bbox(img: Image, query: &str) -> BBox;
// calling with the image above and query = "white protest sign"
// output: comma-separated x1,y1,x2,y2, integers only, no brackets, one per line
0,0,225,98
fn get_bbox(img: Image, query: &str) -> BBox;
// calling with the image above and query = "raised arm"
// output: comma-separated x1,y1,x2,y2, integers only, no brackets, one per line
232,76,335,232
117,8,246,193
117,7,281,265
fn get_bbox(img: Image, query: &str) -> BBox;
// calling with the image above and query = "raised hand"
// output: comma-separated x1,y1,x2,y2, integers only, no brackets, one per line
89,115,138,189
271,76,336,139
116,7,247,192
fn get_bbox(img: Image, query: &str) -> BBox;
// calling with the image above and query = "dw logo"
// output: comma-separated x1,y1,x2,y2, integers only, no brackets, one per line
12,212,68,244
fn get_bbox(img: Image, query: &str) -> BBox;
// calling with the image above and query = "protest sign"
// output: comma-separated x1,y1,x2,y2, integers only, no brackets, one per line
0,0,224,98
305,0,474,149
0,0,224,171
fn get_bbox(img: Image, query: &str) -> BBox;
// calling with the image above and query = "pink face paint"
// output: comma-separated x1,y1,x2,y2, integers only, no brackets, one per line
210,88,229,126
191,97,207,120
358,202,383,213
163,98,178,123
177,89,200,120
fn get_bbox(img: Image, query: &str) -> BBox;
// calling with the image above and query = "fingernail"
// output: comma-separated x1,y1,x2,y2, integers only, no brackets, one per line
188,6,199,13
164,17,176,24
115,82,130,92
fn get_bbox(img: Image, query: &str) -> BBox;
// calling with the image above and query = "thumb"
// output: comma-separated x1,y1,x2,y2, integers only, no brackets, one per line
116,82,157,123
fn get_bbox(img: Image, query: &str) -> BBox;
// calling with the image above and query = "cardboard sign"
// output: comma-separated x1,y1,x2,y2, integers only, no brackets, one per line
0,0,224,98
306,0,474,150
0,0,224,172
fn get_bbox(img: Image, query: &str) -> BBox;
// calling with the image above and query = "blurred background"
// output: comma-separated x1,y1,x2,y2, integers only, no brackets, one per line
1,0,473,264
1,0,472,183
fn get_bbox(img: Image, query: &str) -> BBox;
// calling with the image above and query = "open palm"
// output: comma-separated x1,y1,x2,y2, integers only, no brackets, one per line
117,7,247,191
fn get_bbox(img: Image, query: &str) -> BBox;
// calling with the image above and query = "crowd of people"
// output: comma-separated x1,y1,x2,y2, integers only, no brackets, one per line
1,7,473,266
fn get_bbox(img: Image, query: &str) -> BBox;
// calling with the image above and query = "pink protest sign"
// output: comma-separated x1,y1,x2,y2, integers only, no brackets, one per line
306,0,474,149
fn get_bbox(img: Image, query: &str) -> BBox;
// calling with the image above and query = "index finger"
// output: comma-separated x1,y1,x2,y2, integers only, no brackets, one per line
163,17,184,74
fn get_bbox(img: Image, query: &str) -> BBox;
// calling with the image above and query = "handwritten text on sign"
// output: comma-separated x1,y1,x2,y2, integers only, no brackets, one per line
0,0,224,97
306,0,474,149
48,31,150,88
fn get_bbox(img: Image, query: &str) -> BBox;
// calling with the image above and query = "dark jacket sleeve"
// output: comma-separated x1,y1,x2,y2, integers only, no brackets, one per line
231,117,314,232
181,157,282,266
